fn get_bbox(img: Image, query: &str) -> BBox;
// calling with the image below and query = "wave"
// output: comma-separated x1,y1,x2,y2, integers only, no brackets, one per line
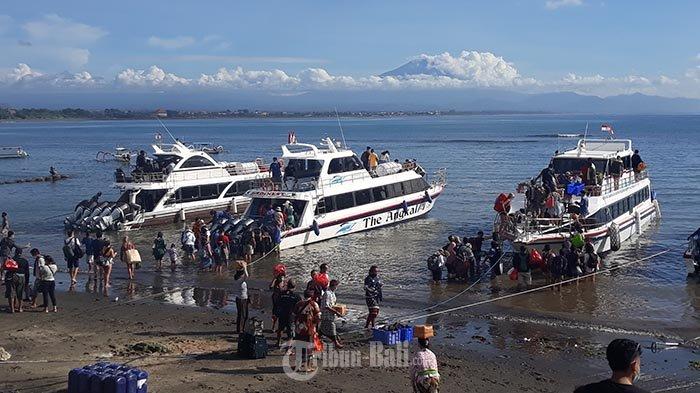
528,133,584,138
414,139,540,144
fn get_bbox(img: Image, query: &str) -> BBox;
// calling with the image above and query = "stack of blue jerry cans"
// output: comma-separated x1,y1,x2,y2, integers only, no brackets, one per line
68,362,149,393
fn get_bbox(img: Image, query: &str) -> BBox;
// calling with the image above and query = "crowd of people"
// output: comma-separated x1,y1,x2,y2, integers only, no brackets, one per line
428,231,502,283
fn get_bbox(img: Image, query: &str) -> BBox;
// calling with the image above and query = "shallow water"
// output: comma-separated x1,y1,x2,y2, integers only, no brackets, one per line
1,115,699,339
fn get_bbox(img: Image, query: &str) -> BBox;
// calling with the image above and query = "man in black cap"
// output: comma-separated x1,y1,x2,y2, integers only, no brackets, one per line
574,338,649,393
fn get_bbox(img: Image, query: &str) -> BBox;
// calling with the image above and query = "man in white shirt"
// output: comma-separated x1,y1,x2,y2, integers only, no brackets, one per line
319,279,344,348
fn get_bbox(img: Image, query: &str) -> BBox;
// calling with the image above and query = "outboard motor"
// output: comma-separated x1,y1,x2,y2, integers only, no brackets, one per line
222,218,241,234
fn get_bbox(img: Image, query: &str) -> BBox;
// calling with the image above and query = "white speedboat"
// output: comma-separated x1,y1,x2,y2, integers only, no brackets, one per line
66,140,269,231
241,137,446,250
0,146,29,159
497,138,660,253
96,147,135,163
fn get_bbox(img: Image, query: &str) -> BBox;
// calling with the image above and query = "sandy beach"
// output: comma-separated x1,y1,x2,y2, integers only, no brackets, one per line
1,273,698,393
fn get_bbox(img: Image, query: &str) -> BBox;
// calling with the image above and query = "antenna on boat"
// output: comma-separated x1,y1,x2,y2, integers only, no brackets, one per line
156,117,178,143
583,122,589,141
334,107,348,149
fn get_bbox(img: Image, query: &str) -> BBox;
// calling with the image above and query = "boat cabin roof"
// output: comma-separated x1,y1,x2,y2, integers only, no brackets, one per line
555,139,633,160
280,138,349,160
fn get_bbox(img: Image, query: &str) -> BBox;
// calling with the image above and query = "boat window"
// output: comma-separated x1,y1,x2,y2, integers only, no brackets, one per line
284,159,324,180
200,184,220,199
334,193,355,210
135,189,166,212
180,156,215,168
322,196,336,213
372,186,387,202
224,180,252,197
551,158,609,175
354,189,372,206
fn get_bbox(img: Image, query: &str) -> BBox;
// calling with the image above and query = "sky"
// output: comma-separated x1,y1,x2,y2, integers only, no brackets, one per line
0,0,699,105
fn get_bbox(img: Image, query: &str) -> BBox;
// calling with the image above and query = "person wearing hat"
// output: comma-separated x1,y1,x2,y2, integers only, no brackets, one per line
575,338,649,393
273,206,284,228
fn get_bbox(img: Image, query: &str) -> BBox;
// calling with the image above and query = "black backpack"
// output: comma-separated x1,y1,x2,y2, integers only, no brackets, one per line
62,243,75,260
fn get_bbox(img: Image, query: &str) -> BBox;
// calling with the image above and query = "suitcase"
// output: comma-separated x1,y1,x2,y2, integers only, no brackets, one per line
238,333,268,359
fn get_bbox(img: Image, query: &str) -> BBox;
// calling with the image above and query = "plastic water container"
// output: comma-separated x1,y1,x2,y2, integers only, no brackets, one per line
89,372,107,393
130,369,149,393
102,374,127,393
68,368,82,393
78,368,93,393
399,326,413,342
372,328,399,345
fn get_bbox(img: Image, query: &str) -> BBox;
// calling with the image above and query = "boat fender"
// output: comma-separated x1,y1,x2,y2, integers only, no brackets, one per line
401,200,409,214
424,191,433,204
609,222,621,251
311,220,320,236
634,210,642,235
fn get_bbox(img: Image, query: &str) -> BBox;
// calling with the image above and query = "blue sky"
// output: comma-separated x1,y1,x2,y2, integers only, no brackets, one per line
1,0,699,99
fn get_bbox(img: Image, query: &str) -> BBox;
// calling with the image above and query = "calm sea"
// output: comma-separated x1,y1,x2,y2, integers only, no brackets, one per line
1,115,698,338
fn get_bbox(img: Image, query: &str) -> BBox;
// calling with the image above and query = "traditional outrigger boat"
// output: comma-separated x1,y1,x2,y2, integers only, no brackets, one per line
0,146,29,159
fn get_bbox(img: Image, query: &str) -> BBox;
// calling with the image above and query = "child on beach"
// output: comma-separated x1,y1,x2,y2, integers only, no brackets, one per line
167,243,179,270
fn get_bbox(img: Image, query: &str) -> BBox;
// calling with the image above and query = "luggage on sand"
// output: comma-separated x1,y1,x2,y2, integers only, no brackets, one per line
238,333,268,359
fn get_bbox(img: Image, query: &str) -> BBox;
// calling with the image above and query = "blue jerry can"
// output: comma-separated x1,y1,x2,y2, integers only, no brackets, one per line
78,369,93,393
102,374,127,393
89,372,107,393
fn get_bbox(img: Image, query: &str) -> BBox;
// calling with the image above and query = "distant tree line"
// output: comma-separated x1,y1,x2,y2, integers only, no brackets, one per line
0,107,545,120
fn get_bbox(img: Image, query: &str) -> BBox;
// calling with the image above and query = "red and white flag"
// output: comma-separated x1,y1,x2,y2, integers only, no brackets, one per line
601,124,614,134
287,131,297,144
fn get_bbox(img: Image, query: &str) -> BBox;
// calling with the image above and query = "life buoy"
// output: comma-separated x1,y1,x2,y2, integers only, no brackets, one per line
609,222,621,251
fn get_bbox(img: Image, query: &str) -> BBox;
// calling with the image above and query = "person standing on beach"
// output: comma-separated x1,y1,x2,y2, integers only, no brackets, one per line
410,338,440,393
38,254,58,312
1,212,9,237
181,227,196,262
0,230,18,259
152,232,166,271
2,254,23,313
293,289,322,372
101,240,115,288
14,248,31,302
320,279,344,349
119,236,137,280
92,232,107,283
167,243,179,270
575,338,649,393
29,248,45,308
63,230,82,285
232,262,249,333
82,232,96,280
276,280,300,347
363,265,383,329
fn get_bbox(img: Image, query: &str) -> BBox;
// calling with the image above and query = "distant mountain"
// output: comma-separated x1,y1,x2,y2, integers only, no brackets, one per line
380,58,449,78
2,87,700,114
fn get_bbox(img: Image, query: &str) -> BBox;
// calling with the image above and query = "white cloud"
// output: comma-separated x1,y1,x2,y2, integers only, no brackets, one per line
2,48,699,98
23,14,106,45
147,35,196,50
545,0,583,10
396,51,526,87
0,63,101,88
115,65,191,87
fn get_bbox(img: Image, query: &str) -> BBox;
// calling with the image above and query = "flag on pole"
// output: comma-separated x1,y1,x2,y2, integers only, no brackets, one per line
287,131,297,144
601,124,614,134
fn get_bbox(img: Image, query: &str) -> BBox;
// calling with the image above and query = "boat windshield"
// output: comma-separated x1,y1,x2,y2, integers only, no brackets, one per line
284,159,324,180
154,154,182,168
552,157,609,174
246,197,307,229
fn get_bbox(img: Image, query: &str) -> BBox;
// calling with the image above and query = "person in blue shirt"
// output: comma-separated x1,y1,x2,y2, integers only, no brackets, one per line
270,157,282,185
82,232,95,278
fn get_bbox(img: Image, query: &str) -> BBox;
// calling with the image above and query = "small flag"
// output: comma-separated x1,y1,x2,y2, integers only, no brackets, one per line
601,124,614,134
287,131,297,144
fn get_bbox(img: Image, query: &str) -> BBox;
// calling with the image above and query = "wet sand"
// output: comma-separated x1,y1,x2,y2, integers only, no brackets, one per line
1,276,698,393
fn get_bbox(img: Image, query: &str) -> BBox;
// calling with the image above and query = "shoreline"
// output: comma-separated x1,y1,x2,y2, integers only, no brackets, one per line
1,269,698,393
